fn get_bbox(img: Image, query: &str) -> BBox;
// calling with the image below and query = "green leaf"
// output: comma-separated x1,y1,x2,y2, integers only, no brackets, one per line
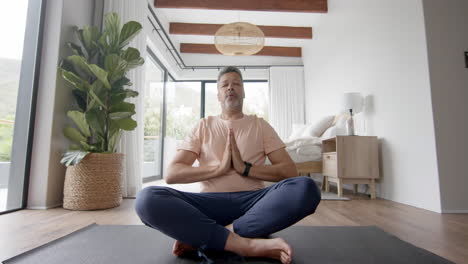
119,21,142,48
61,69,90,92
109,112,134,120
81,25,100,57
89,89,106,108
121,47,140,61
88,98,98,110
111,77,132,94
124,89,138,97
114,117,137,131
109,119,120,135
66,55,93,77
110,102,135,113
98,33,110,55
86,108,106,136
88,81,107,109
67,111,90,137
72,89,87,111
59,59,74,72
88,64,111,89
105,54,127,83
63,127,86,143
121,47,144,70
60,150,89,166
66,42,84,57
110,89,138,105
104,13,121,49
109,102,135,120
79,140,97,152
108,130,121,152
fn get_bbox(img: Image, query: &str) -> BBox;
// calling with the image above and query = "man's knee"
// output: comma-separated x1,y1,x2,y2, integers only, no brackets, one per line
288,176,321,213
134,186,173,221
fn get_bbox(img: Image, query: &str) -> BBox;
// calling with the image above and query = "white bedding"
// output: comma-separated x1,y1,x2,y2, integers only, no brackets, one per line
284,136,322,163
287,145,322,163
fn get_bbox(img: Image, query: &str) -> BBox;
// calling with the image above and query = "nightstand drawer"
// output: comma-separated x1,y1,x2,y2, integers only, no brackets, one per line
322,153,337,177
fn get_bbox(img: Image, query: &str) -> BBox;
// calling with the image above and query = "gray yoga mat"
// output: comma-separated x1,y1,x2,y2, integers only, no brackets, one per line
3,224,454,264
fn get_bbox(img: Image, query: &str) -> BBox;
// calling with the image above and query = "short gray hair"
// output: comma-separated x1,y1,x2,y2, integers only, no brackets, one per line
217,66,243,83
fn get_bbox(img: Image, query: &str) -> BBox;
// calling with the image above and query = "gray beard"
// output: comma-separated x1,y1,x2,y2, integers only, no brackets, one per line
223,98,242,111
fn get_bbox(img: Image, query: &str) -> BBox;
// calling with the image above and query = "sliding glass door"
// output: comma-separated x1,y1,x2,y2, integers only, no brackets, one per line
142,56,164,182
163,81,201,176
1,0,44,213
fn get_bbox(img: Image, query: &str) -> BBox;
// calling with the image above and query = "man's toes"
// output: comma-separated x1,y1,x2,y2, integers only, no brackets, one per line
280,251,290,264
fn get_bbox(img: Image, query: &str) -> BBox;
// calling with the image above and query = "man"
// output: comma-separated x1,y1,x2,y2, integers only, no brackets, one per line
135,66,321,264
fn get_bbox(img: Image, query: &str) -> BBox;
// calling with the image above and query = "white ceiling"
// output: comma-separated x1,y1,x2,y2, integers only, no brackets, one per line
154,8,325,67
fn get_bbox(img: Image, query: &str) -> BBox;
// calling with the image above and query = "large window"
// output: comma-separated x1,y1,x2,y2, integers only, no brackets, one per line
204,81,269,121
1,0,44,213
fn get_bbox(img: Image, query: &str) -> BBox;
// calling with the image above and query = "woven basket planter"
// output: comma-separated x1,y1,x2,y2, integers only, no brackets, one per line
63,153,124,210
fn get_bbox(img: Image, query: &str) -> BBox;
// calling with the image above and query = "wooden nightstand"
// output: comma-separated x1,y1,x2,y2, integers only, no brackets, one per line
322,136,380,199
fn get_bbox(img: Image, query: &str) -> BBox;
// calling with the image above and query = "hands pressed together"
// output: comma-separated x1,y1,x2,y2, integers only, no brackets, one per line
215,128,247,176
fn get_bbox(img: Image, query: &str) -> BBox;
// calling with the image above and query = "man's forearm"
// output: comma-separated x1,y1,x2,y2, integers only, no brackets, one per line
166,164,219,184
247,162,298,182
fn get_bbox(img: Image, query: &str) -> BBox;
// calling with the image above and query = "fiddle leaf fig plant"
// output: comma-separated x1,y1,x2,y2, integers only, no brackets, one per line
60,12,144,166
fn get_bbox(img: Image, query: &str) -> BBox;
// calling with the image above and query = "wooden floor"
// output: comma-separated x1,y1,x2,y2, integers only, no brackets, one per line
1,183,467,263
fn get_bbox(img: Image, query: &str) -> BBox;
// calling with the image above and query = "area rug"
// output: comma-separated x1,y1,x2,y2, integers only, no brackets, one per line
3,224,454,264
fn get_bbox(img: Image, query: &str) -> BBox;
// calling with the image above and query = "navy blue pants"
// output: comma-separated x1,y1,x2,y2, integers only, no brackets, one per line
134,176,321,251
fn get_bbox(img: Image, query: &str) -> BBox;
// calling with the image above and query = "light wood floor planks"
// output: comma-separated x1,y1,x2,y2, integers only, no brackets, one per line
0,184,467,263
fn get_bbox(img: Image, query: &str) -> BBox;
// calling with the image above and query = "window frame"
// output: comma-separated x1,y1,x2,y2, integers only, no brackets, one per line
1,0,47,215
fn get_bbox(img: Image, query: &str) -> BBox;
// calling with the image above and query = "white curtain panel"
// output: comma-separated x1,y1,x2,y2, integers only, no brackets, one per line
103,0,147,197
269,67,305,140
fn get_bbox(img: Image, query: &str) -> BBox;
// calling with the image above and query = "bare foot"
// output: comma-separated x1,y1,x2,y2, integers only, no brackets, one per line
172,240,197,256
246,237,293,264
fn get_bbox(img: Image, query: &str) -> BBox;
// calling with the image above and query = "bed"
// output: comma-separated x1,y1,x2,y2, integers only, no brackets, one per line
286,114,348,178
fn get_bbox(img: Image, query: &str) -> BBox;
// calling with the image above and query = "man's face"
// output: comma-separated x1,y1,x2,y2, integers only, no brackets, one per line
217,72,245,110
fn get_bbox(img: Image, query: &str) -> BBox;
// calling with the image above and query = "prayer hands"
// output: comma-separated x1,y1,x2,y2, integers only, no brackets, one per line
230,129,246,174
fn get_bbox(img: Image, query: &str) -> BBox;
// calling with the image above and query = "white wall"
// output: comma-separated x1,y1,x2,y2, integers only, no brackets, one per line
28,0,96,209
303,0,441,212
423,0,468,213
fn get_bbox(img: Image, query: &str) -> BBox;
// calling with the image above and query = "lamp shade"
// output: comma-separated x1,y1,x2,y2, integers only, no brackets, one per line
214,22,265,56
341,92,364,114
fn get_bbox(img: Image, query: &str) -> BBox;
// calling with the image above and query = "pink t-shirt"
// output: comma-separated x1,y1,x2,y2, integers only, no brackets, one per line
176,114,285,193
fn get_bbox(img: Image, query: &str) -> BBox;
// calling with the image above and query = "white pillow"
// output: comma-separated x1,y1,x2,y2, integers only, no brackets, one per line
301,116,334,137
288,123,306,140
321,126,337,139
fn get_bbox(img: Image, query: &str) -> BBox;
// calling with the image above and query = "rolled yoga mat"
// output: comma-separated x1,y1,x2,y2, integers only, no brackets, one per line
3,224,454,264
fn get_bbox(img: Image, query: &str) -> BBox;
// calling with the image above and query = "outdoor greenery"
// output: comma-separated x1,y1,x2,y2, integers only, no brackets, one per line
0,58,21,162
60,12,144,166
0,115,14,162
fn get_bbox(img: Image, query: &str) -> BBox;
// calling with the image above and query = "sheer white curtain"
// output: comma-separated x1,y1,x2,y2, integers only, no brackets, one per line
103,0,147,197
269,67,305,140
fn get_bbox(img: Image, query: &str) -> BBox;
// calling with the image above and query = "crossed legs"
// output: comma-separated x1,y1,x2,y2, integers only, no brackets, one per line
134,176,321,264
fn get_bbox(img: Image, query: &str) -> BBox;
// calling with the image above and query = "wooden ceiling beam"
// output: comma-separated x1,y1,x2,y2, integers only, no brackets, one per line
155,0,327,13
170,23,312,39
180,43,302,57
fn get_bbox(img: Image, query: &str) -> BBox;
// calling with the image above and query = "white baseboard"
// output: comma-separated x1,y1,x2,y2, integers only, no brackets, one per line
441,209,468,214
27,202,63,210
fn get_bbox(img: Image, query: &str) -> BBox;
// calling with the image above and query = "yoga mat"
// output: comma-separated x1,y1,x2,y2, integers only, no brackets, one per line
3,224,454,264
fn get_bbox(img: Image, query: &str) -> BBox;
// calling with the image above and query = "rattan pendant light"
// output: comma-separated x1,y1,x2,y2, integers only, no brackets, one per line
214,22,265,56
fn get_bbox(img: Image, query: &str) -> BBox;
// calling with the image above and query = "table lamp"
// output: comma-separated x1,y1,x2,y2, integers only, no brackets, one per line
341,92,363,136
